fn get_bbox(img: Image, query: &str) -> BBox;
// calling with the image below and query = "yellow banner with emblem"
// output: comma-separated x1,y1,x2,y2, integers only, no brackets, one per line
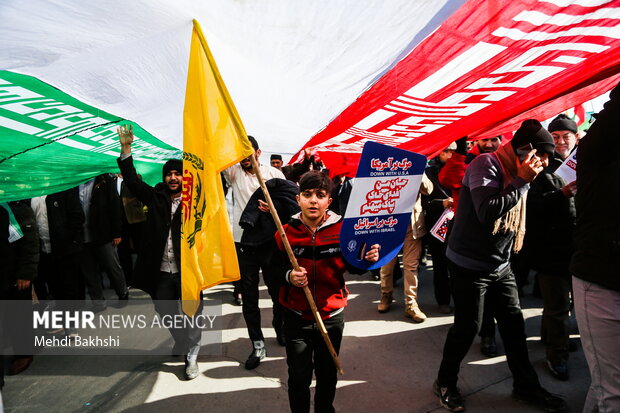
181,19,254,316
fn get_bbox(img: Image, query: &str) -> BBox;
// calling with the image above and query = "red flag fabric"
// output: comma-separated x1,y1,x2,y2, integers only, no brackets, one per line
292,0,620,174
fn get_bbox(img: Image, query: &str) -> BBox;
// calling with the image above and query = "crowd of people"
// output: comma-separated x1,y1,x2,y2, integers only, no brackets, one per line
1,81,619,413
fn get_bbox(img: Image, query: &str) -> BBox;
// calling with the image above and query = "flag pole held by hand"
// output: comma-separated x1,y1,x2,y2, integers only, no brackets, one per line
249,156,344,375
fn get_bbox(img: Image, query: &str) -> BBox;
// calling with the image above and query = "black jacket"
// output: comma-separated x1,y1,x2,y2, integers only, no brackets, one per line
46,188,85,257
6,201,39,283
423,157,452,230
89,174,123,244
523,153,576,277
239,178,300,246
0,206,9,294
570,81,620,291
118,156,181,297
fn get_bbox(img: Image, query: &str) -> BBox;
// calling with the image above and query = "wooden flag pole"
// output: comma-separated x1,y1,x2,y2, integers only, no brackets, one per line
249,156,344,375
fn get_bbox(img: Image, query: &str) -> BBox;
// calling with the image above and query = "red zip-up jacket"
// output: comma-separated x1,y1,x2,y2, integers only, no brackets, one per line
275,211,360,321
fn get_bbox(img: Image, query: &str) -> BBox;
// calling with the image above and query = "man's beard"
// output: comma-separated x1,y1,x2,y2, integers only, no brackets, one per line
167,182,181,194
240,160,252,171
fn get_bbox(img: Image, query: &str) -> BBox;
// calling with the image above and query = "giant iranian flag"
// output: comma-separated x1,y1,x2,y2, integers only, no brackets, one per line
2,0,620,200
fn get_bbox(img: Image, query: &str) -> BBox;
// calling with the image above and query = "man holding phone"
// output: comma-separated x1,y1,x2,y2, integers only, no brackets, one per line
434,119,566,412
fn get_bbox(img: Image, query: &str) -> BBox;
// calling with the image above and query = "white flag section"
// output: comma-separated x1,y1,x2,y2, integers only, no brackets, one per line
0,0,465,158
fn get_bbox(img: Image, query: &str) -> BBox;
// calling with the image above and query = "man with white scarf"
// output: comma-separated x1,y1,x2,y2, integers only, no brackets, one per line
434,120,566,413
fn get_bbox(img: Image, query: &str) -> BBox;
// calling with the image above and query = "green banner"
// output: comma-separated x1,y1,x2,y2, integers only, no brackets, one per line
0,70,181,202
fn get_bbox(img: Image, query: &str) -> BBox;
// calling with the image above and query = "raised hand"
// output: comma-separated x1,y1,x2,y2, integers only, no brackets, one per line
117,124,134,155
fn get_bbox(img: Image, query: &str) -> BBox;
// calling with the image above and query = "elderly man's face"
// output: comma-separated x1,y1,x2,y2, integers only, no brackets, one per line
271,159,283,169
551,130,577,159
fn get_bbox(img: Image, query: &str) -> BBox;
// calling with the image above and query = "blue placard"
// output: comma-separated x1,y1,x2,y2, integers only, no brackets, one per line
340,141,427,270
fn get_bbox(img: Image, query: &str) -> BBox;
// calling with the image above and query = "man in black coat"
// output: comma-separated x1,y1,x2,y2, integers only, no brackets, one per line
523,114,577,381
32,188,85,310
116,125,201,381
570,82,620,412
78,173,128,311
423,143,455,314
1,201,39,379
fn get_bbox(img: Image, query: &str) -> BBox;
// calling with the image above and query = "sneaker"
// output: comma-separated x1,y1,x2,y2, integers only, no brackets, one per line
433,380,465,412
405,303,427,322
244,342,266,370
547,360,569,381
185,359,199,380
512,387,567,412
480,336,498,357
377,292,393,313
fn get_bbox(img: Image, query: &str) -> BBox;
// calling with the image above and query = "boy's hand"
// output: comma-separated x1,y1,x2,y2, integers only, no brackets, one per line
117,124,134,155
365,244,380,263
258,199,270,213
290,267,308,287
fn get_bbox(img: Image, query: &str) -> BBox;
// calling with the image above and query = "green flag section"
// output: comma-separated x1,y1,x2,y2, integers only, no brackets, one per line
0,70,181,202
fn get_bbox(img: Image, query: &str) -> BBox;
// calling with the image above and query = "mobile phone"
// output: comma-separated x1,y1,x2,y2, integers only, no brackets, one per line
516,143,533,161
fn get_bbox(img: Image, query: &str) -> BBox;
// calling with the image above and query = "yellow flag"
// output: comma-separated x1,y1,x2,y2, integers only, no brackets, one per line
181,20,254,316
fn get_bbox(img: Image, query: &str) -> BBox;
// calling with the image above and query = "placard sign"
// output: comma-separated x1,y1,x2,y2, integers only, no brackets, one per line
555,148,577,184
340,141,427,270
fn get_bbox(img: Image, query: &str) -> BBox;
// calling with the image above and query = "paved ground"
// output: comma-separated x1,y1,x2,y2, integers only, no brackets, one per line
1,263,589,413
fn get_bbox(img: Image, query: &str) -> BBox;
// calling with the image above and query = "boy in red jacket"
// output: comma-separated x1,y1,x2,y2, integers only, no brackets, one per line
275,170,379,413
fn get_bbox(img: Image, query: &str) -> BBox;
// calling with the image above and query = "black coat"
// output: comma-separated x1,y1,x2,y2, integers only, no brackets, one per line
570,81,620,291
239,178,300,246
523,153,576,277
423,157,452,230
1,206,10,294
6,201,39,283
118,156,181,297
89,174,123,244
46,188,85,257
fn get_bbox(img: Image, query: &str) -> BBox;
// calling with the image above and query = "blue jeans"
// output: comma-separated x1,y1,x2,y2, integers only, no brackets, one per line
438,260,541,391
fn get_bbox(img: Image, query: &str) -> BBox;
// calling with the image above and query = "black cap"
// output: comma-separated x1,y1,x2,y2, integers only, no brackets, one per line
511,119,555,156
270,154,282,161
162,159,182,181
548,114,578,134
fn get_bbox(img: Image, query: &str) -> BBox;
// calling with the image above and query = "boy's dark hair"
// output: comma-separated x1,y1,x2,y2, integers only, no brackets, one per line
247,135,259,150
299,170,333,194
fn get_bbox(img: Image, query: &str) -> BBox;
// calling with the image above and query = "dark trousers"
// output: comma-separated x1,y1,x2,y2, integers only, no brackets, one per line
285,309,344,413
153,272,202,358
236,242,284,343
35,251,83,310
81,242,127,305
438,261,541,391
479,298,496,338
118,222,143,286
428,236,451,306
538,272,571,364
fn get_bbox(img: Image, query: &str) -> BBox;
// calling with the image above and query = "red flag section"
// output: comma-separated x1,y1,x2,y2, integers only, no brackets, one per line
292,0,620,175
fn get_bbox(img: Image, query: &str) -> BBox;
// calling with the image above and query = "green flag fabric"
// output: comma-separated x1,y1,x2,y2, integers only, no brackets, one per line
0,70,181,202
